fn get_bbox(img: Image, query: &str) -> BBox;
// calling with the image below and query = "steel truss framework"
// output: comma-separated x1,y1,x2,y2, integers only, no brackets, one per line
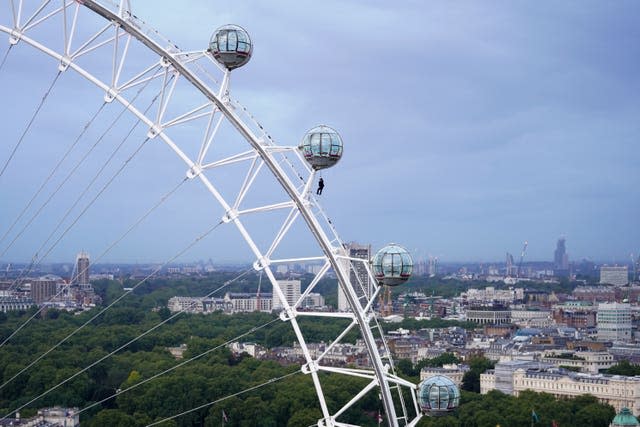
0,1,421,425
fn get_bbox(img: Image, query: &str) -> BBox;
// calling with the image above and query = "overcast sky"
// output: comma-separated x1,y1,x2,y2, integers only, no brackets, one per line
0,1,638,264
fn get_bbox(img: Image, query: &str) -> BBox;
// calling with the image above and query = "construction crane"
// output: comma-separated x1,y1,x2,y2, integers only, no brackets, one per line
516,241,528,279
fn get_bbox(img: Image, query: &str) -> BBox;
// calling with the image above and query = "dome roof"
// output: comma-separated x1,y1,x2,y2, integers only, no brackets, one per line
372,244,413,287
417,375,460,416
612,408,640,426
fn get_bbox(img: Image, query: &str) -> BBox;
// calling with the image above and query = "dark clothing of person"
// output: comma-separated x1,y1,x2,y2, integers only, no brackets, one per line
316,178,324,195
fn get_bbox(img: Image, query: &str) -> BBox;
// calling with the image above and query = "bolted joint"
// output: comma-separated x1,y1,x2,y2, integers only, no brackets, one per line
279,307,295,322
104,87,118,103
252,256,269,270
147,123,162,138
58,56,72,72
301,361,319,374
186,164,202,179
9,29,22,45
160,56,172,68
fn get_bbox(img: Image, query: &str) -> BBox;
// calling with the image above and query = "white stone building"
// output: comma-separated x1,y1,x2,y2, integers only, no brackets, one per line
420,364,469,387
481,364,640,416
540,351,615,373
225,292,272,313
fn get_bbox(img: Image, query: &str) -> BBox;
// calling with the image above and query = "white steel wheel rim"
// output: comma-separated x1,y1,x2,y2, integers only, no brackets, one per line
0,1,421,426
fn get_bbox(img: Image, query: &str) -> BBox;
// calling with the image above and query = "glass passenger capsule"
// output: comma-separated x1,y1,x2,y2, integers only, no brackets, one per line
372,244,413,286
209,24,253,70
298,125,343,170
417,375,460,416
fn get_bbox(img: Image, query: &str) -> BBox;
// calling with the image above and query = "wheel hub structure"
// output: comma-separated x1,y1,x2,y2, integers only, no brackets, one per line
0,1,421,426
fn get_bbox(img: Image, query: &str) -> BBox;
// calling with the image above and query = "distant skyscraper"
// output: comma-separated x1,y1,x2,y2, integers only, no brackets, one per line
553,237,569,276
338,242,371,311
272,280,301,310
74,252,90,286
428,256,438,277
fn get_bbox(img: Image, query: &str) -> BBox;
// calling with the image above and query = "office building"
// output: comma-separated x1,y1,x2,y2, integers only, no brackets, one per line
272,280,301,310
30,278,58,304
74,251,90,286
600,266,629,286
597,302,632,342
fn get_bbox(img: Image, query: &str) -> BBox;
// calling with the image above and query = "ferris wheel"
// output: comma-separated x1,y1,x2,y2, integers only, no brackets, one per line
0,1,423,426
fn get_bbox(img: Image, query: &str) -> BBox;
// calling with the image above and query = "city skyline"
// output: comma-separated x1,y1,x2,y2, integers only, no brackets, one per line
0,1,638,264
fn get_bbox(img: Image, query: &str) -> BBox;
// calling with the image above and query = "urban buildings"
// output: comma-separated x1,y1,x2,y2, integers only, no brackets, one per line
552,301,597,328
0,296,34,312
600,266,629,286
481,363,640,416
302,292,325,308
420,364,469,387
539,350,615,373
510,308,553,327
29,276,58,304
597,302,632,342
466,305,512,325
167,286,325,315
226,292,273,313
167,296,230,313
0,407,80,426
462,287,524,304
